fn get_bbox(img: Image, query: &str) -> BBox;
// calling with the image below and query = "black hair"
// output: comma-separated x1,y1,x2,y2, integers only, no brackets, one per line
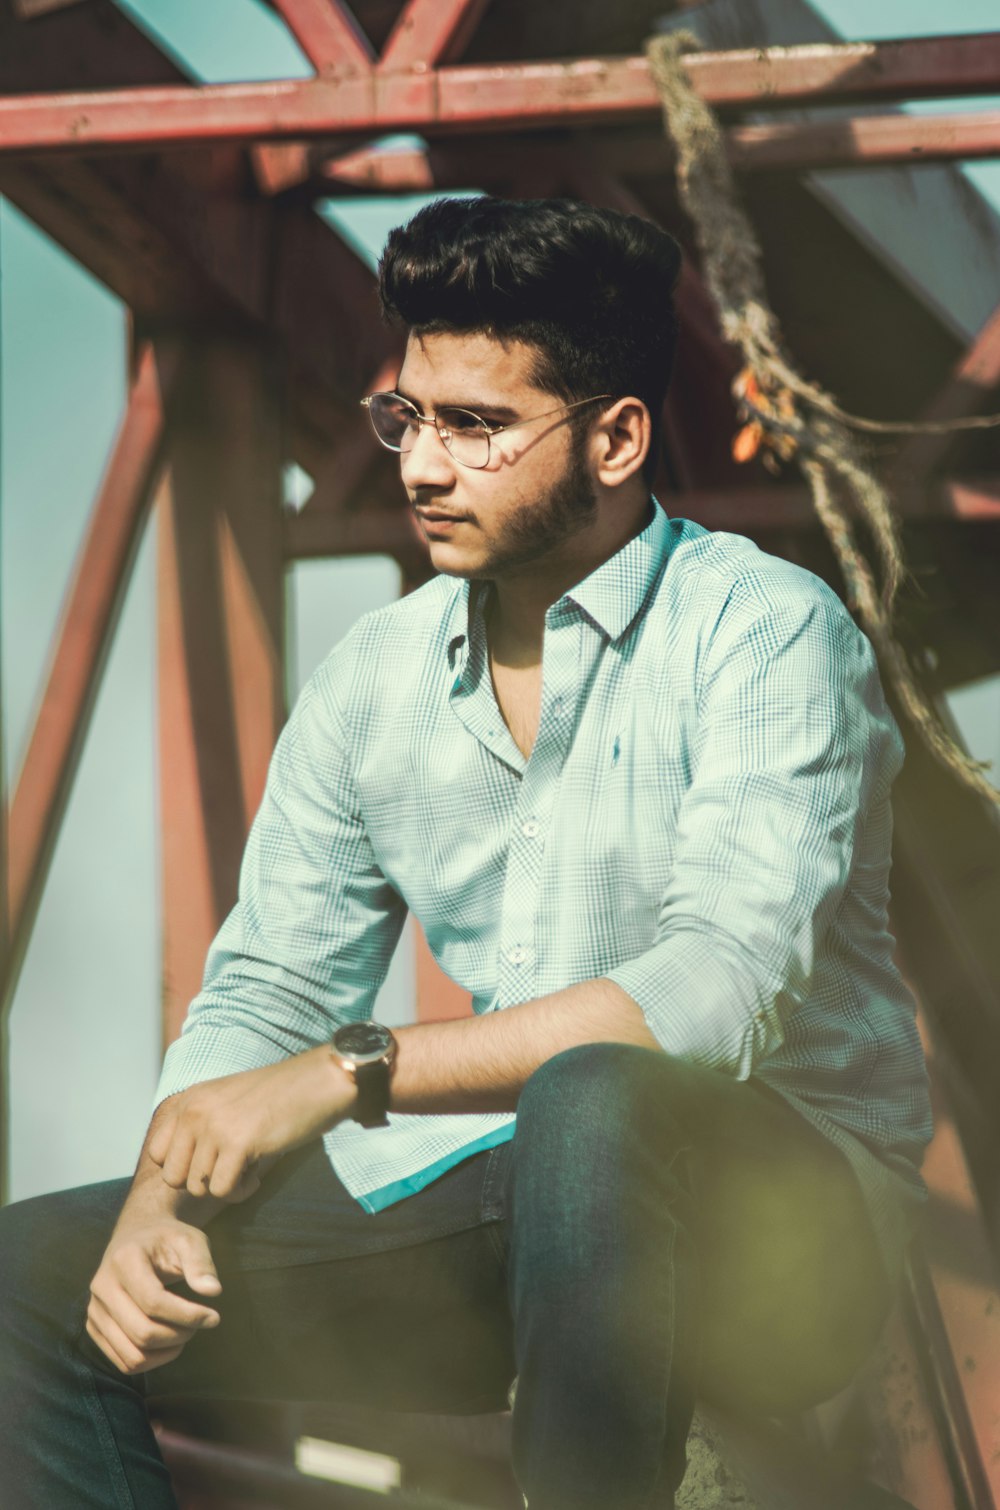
377,196,682,483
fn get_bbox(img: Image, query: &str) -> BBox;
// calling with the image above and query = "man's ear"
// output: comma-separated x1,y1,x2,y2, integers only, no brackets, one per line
592,398,650,488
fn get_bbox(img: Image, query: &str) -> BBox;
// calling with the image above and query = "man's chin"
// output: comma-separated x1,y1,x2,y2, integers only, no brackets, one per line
423,539,490,579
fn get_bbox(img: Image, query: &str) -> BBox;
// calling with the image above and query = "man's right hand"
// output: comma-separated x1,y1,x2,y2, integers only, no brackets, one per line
86,1218,222,1376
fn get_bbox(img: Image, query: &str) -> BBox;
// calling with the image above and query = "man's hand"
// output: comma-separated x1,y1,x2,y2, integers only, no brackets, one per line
146,1048,356,1200
87,1218,222,1376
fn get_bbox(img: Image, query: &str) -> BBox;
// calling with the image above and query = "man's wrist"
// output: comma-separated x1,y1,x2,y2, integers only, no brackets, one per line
330,1023,397,1127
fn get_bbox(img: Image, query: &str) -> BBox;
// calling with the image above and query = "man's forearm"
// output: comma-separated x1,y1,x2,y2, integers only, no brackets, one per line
389,977,660,1115
114,1098,228,1235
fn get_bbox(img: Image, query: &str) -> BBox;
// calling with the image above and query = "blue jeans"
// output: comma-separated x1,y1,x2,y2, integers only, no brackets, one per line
0,1044,891,1509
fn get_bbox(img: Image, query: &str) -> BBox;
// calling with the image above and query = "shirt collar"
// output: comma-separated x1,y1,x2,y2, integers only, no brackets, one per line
444,500,674,664
562,500,673,641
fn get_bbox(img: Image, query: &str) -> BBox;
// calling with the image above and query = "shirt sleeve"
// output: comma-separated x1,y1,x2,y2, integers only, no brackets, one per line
153,642,407,1106
606,578,903,1079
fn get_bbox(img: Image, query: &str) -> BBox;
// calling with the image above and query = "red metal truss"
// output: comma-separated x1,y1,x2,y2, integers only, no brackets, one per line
11,0,85,15
317,111,1000,194
157,340,286,1042
377,0,494,71
3,34,1000,157
2,342,178,1009
729,109,1000,171
892,298,1000,481
271,0,374,73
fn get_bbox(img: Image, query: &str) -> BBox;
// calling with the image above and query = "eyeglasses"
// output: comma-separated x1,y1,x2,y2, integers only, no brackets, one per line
361,391,612,471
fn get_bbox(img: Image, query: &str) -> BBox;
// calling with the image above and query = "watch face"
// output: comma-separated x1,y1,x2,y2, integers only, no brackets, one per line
335,1021,392,1063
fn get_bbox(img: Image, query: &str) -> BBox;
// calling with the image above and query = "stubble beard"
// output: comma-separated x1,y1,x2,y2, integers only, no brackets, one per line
465,437,598,582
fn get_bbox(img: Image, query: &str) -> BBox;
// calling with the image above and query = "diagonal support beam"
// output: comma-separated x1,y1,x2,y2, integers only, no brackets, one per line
891,299,1000,482
377,0,493,72
1,341,178,1017
271,0,373,74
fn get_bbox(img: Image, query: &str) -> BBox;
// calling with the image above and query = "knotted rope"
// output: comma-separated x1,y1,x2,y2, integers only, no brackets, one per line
646,31,999,805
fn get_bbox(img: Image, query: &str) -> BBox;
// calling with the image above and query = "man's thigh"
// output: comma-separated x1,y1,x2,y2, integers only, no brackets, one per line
664,1061,891,1413
11,1143,515,1416
150,1154,515,1413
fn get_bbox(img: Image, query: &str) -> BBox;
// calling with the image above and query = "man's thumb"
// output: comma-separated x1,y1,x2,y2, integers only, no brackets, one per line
178,1233,222,1294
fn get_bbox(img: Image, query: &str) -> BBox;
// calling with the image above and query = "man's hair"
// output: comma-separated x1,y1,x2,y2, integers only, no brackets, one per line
377,196,682,482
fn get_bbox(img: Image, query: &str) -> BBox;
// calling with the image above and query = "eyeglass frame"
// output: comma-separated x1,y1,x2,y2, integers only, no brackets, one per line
360,391,614,470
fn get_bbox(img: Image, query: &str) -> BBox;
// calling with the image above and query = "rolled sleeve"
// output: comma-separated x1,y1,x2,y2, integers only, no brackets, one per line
154,644,407,1108
607,582,901,1078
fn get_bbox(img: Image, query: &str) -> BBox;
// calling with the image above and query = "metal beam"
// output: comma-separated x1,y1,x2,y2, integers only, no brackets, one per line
12,0,88,14
377,0,493,71
728,109,1000,172
317,113,1000,198
4,34,1000,157
1,342,177,1016
157,339,285,1046
892,299,1000,482
271,0,374,74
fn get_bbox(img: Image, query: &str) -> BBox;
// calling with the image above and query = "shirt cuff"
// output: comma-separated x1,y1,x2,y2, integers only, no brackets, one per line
606,928,787,1079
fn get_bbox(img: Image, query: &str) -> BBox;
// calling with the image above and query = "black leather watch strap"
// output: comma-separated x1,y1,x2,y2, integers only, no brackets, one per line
352,1058,391,1128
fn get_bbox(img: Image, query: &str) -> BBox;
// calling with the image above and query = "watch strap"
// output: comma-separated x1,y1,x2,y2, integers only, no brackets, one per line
351,1057,391,1128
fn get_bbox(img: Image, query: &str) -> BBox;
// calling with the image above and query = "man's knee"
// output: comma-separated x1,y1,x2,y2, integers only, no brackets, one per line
517,1040,677,1148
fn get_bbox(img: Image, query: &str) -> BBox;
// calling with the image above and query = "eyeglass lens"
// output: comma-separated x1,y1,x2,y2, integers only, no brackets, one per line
366,394,492,469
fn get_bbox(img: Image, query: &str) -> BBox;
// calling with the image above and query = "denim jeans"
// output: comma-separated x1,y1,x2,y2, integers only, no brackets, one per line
0,1043,891,1509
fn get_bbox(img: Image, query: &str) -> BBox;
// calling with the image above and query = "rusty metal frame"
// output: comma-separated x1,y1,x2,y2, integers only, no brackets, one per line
271,0,374,73
892,298,1000,482
2,13,1000,1497
377,0,493,72
156,338,286,1045
2,342,176,1007
2,34,1000,158
0,341,177,1201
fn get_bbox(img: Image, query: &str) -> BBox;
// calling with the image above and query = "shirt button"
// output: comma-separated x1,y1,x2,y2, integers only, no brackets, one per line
553,698,564,717
507,946,528,966
521,819,540,839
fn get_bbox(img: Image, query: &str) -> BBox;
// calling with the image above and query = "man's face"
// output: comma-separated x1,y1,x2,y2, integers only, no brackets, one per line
394,330,599,581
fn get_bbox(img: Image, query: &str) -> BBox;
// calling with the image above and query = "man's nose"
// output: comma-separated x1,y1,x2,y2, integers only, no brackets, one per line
400,419,456,490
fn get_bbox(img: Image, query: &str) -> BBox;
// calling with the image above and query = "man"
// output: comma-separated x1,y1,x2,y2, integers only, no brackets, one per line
0,197,932,1510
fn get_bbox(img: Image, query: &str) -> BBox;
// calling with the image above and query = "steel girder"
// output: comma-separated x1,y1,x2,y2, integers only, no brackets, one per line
2,32,1000,158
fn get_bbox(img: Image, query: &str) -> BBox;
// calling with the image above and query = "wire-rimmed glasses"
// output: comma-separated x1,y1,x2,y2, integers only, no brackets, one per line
361,391,612,470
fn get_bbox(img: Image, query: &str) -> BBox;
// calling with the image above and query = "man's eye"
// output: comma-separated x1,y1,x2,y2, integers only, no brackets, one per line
442,411,486,433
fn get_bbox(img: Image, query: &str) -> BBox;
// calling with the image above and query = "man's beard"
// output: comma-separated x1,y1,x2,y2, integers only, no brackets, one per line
467,437,598,580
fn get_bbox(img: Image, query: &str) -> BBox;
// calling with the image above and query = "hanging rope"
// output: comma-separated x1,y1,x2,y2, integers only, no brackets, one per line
646,30,999,806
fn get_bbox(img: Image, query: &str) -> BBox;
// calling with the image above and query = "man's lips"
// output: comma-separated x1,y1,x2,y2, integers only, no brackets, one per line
415,509,471,531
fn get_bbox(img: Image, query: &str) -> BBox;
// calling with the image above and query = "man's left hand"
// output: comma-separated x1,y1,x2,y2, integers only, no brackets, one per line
146,1048,356,1200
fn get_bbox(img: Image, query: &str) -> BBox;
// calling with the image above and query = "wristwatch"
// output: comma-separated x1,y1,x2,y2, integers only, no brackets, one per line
331,1022,398,1128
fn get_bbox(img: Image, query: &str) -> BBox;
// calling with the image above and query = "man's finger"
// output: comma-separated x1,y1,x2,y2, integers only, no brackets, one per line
90,1285,203,1353
159,1126,199,1190
87,1308,186,1377
186,1142,220,1200
208,1147,254,1200
146,1118,173,1167
121,1272,220,1330
166,1226,223,1300
86,1307,150,1376
114,1240,221,1326
86,1313,130,1374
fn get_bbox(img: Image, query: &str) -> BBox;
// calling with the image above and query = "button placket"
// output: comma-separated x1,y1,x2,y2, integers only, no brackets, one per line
496,613,580,1003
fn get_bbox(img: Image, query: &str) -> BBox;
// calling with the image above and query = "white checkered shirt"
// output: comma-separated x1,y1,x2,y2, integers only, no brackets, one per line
155,504,932,1271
